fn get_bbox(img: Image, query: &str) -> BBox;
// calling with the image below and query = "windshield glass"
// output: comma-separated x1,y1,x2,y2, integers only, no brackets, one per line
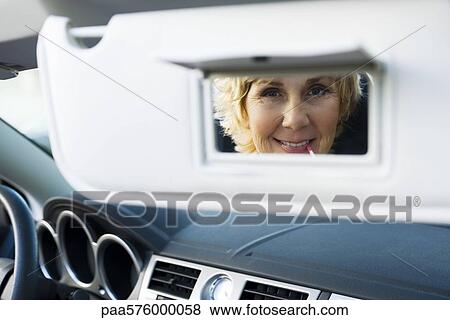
0,69,51,155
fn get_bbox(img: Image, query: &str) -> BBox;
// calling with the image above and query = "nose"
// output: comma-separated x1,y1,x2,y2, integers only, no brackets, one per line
281,104,310,130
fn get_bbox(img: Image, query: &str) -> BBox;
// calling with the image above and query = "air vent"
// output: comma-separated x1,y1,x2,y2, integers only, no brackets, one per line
240,281,309,300
148,261,200,299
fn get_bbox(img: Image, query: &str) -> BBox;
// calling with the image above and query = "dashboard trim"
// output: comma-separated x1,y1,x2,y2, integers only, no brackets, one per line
139,254,321,300
97,233,143,300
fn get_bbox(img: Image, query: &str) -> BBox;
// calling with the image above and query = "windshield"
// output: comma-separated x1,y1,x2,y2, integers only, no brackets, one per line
0,69,51,155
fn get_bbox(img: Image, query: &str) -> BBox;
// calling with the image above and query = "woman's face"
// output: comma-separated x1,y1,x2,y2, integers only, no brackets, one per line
245,75,340,154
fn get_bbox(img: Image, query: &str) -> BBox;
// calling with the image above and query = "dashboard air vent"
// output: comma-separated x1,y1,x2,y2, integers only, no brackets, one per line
148,261,200,299
240,281,309,300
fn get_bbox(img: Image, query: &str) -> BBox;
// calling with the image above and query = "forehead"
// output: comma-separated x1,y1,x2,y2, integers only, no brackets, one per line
251,75,337,87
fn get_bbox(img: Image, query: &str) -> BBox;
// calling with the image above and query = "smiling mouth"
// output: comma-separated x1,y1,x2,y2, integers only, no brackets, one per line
274,138,314,153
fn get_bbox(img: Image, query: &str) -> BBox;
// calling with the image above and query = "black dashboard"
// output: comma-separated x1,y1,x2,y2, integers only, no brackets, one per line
38,198,450,300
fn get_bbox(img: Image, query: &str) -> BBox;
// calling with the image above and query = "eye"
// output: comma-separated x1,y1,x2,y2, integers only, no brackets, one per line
261,88,282,98
306,85,329,98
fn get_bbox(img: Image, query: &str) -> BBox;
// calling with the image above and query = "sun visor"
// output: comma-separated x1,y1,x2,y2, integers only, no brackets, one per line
36,1,450,223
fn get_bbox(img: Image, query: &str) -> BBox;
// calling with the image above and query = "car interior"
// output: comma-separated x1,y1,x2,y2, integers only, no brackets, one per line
1,0,450,301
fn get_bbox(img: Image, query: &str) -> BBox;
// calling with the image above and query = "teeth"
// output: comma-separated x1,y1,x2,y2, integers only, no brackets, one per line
280,140,309,147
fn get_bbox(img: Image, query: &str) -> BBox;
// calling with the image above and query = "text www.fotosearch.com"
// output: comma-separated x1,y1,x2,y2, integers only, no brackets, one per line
209,304,349,316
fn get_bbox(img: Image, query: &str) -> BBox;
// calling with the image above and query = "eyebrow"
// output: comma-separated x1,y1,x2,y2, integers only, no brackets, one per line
252,79,284,87
304,76,336,86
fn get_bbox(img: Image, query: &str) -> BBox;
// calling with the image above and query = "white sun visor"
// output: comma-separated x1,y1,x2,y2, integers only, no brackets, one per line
37,1,450,223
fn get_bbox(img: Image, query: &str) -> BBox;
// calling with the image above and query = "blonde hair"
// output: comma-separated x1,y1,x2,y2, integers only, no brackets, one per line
214,74,362,153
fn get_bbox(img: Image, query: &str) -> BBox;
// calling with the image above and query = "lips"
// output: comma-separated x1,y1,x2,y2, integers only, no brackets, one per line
274,138,314,153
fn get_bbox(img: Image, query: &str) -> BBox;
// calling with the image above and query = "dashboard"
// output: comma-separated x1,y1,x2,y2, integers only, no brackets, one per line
36,198,450,300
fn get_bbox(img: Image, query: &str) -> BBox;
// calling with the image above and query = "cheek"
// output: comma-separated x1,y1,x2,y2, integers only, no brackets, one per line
308,99,340,146
247,106,280,139
246,102,282,152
